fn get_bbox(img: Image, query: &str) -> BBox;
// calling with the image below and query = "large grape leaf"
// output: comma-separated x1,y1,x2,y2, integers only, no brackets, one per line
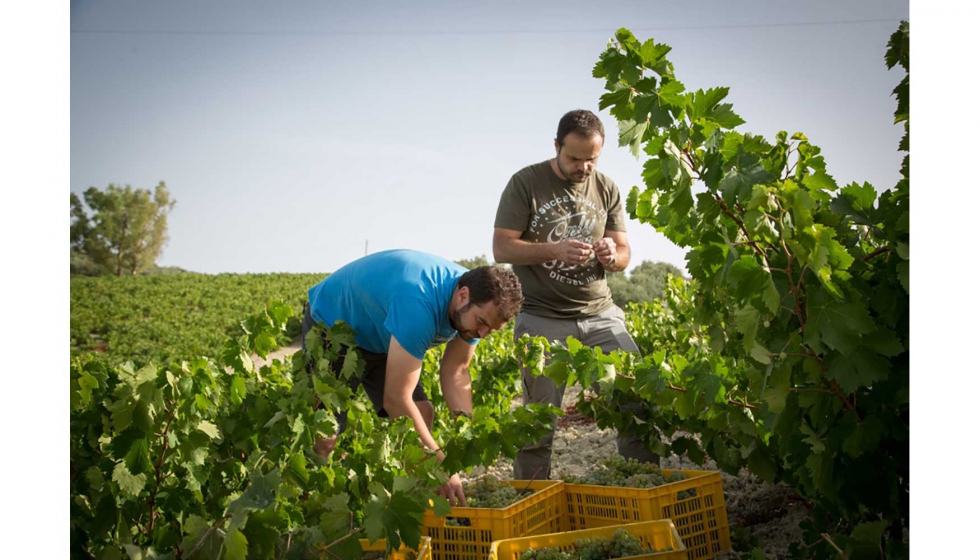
181,515,224,559
222,528,248,560
112,462,147,498
804,293,875,355
720,152,774,205
831,182,879,226
824,349,890,393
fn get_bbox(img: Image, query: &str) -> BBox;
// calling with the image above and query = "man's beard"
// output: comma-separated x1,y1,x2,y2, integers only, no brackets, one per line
450,303,478,341
556,156,589,182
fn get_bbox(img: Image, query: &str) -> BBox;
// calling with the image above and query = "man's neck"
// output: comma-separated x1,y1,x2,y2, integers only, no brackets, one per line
549,158,568,181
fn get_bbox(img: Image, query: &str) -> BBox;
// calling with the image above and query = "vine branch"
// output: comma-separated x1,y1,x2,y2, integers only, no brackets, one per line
146,400,178,535
864,246,890,261
715,195,773,269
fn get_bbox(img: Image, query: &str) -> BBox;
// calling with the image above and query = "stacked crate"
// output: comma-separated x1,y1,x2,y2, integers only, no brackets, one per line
561,469,731,560
422,480,564,560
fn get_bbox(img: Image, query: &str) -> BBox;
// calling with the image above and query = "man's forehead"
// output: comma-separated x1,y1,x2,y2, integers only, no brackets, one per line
562,133,603,154
476,301,505,324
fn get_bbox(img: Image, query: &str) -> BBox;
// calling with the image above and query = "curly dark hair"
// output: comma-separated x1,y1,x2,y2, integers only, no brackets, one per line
556,109,605,147
458,266,524,320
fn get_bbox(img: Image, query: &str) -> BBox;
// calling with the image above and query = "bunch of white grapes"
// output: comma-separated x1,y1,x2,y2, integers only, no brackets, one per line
564,457,696,499
519,529,673,560
445,476,537,526
464,476,532,508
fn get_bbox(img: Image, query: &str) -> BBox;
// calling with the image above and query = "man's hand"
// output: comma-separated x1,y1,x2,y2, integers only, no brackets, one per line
555,238,594,265
593,237,617,266
313,435,337,461
436,473,467,507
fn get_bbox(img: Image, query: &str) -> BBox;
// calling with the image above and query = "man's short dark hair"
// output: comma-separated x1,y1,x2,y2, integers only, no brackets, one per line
458,266,524,320
556,109,605,147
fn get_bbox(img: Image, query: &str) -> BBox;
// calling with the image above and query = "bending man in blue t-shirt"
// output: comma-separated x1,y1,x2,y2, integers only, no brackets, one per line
302,249,524,506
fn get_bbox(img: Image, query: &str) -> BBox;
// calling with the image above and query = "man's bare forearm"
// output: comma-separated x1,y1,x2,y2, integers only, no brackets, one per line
602,244,631,272
384,397,443,453
493,237,558,265
440,367,473,415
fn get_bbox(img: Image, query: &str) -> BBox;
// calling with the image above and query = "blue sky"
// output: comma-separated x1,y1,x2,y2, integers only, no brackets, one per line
70,0,910,274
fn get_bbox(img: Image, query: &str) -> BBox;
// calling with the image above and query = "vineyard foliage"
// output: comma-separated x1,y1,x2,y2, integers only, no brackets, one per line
519,23,909,558
71,300,558,560
70,273,324,365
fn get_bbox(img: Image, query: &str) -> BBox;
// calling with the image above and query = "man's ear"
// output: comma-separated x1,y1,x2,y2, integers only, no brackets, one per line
456,285,470,306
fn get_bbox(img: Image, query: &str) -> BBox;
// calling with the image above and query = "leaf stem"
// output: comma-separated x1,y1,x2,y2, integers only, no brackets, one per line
665,383,760,410
820,533,847,558
320,527,365,560
186,513,232,559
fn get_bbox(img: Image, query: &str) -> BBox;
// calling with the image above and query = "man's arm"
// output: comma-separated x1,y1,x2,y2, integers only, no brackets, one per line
594,230,631,273
493,227,594,266
383,336,468,506
439,337,476,415
382,336,442,452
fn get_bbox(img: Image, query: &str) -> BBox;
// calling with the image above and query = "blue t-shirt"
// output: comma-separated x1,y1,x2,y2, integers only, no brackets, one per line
308,249,476,360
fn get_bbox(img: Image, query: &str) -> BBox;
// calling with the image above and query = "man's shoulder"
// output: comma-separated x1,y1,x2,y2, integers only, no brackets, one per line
591,169,618,190
509,160,552,184
368,249,462,272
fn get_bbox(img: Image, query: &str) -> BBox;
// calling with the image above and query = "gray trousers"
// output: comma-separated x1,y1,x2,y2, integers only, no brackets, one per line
513,305,660,480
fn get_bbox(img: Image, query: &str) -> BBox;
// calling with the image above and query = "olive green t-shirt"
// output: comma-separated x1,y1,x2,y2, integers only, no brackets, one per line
494,160,627,319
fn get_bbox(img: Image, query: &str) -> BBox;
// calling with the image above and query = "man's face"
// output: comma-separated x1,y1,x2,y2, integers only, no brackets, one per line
450,300,506,342
554,132,603,183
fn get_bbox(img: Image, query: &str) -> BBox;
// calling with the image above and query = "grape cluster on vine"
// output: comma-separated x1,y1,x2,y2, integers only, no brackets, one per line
518,529,672,560
563,457,696,500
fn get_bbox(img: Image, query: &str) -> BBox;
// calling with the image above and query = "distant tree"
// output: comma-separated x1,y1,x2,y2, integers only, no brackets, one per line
70,249,103,277
454,254,492,269
606,260,685,306
71,182,177,276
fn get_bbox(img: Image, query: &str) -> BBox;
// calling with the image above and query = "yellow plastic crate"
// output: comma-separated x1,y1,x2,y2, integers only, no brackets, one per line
563,469,730,560
489,520,687,560
359,536,433,560
423,480,564,560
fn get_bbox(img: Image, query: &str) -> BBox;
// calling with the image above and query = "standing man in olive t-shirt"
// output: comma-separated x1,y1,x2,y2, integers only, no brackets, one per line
493,109,659,480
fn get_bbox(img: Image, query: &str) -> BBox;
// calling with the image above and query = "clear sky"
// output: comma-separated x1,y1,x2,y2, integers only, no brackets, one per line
70,0,909,274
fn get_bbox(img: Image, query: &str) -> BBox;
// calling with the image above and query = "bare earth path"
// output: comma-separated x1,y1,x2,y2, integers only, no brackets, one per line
252,337,303,370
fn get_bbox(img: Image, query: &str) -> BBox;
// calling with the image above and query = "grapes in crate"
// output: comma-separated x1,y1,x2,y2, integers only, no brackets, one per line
519,529,673,560
564,456,695,500
445,475,535,526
